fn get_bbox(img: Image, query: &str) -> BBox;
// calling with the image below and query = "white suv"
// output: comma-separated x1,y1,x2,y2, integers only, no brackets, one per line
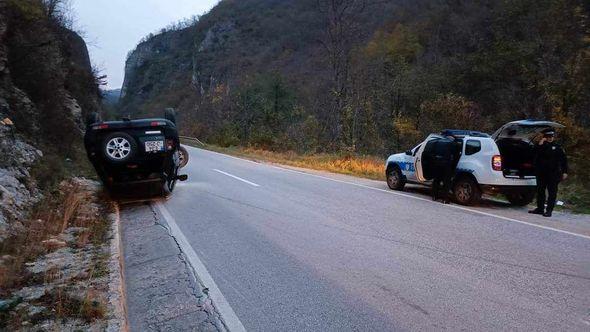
385,120,563,206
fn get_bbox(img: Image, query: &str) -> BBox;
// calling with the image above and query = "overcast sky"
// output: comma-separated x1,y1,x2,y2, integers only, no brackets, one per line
71,0,219,90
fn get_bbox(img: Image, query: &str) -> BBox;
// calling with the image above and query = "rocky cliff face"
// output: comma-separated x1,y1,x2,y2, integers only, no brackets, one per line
0,1,100,240
118,0,322,117
117,0,397,128
119,25,196,115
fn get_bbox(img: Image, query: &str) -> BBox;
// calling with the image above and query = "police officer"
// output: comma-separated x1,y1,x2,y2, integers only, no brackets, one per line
431,137,461,203
529,129,568,217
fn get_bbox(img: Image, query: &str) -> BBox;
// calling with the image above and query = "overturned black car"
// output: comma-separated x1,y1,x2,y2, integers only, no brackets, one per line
84,109,188,195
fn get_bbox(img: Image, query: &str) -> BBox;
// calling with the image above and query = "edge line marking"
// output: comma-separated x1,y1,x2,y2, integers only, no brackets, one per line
187,146,590,241
154,201,247,332
213,169,260,187
268,165,590,241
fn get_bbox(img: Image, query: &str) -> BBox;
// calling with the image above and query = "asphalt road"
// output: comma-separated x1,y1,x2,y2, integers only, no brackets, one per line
153,146,590,331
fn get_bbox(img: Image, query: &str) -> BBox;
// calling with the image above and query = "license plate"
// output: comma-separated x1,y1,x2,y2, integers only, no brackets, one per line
145,140,164,152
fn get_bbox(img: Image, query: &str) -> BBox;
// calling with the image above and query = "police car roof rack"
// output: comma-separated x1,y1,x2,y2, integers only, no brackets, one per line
440,129,490,138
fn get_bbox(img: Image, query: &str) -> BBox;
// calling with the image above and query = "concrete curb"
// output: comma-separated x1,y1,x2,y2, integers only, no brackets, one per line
106,203,129,332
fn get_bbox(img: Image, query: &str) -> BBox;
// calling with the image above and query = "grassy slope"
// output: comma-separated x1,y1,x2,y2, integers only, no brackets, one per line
198,144,385,180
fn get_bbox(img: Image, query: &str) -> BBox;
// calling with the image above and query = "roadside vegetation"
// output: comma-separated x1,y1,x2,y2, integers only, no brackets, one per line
204,144,385,180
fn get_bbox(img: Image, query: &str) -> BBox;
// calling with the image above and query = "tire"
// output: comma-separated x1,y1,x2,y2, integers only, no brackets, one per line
165,165,179,194
86,112,101,127
178,146,189,168
453,176,481,206
505,190,535,206
102,132,137,163
386,166,406,191
164,108,177,125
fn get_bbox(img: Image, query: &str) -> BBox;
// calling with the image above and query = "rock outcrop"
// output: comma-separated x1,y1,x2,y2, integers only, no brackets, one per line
0,1,100,240
117,0,390,121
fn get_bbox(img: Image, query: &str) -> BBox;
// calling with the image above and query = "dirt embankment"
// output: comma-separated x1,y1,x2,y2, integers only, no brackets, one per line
0,178,125,331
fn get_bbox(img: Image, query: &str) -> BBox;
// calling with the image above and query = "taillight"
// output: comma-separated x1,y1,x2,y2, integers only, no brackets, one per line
92,124,109,130
151,121,166,127
166,139,175,150
492,155,502,171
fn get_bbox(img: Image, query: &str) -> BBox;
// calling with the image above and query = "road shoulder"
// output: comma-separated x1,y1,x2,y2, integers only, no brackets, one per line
119,202,225,331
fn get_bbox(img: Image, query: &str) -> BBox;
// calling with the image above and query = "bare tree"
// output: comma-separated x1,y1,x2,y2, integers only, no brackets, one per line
316,0,371,149
42,0,74,28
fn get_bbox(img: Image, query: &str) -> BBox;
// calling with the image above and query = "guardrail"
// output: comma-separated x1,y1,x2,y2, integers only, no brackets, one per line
179,135,206,146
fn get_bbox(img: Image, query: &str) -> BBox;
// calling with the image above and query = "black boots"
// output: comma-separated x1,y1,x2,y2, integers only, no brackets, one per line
529,208,553,217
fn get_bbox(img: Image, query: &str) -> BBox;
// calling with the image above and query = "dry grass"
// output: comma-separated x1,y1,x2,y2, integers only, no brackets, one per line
34,287,106,323
200,145,386,180
0,192,75,294
0,179,112,329
0,180,109,296
61,190,84,233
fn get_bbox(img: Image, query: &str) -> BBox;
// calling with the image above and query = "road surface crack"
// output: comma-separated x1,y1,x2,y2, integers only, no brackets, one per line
148,203,227,332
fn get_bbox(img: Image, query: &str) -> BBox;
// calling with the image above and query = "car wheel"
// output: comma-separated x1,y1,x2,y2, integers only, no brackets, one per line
386,167,405,191
178,146,189,168
505,190,535,206
102,132,137,163
453,176,481,206
164,108,176,125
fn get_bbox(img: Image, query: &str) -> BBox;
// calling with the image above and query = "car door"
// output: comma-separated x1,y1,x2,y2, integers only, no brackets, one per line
401,144,421,181
414,135,439,182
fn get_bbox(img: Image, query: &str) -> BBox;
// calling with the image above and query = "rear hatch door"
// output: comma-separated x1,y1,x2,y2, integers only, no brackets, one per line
492,120,564,178
491,120,564,143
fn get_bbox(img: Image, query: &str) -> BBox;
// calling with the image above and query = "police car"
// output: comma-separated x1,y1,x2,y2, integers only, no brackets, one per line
385,120,564,206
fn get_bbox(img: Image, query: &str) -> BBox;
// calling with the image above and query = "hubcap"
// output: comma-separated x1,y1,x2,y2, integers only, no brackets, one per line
388,171,399,187
457,183,472,202
106,137,131,160
178,150,186,165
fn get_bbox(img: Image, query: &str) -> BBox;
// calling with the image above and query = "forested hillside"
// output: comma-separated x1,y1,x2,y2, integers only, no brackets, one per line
120,0,589,200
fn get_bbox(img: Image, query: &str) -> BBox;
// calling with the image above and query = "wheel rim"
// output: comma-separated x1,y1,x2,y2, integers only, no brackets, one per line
167,178,177,192
178,150,186,167
388,171,399,187
456,183,472,202
106,137,131,160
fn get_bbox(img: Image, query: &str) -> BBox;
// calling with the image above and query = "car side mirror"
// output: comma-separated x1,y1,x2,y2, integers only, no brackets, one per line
405,150,412,156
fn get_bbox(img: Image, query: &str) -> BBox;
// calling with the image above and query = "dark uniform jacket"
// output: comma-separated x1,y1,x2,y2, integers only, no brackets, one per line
423,138,461,180
533,142,568,178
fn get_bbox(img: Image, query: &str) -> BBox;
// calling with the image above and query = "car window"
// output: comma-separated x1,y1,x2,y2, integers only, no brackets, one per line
454,138,464,156
465,140,481,155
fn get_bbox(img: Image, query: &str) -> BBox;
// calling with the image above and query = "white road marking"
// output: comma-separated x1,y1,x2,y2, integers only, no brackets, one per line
154,201,246,332
268,165,590,241
213,169,260,187
186,146,590,241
